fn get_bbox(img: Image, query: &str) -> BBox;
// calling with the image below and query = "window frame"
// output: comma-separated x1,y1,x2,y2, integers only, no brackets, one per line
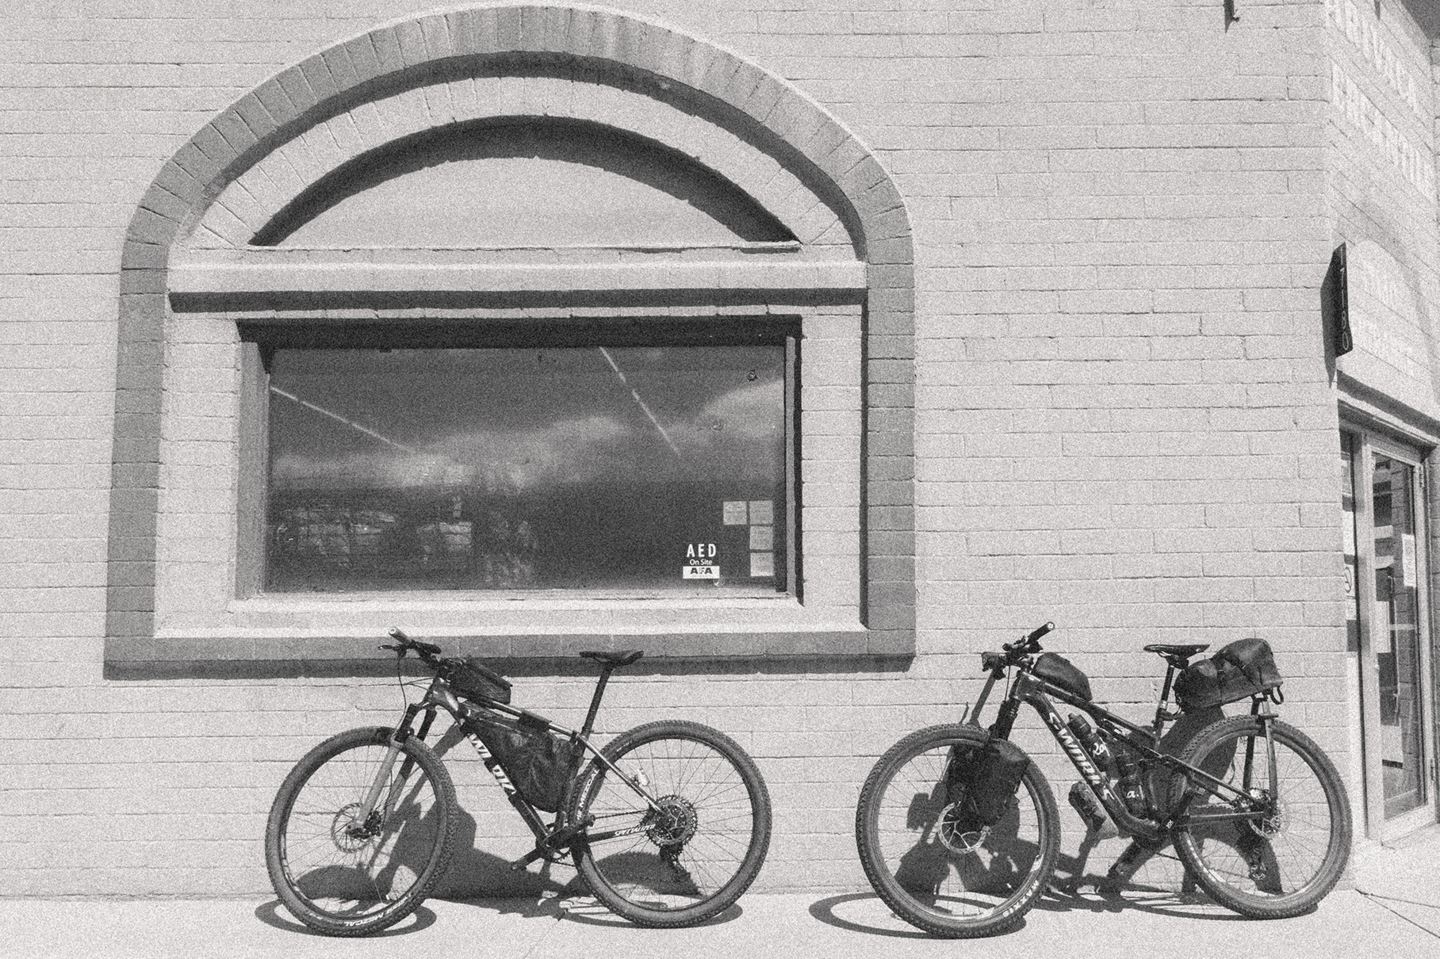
105,11,920,667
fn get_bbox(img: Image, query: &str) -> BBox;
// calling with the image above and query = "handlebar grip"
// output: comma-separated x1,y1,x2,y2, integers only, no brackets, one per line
387,627,409,642
980,651,1005,673
1026,622,1055,643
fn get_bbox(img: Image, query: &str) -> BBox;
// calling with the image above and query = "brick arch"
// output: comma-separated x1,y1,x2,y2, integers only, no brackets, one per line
107,3,914,658
194,78,847,250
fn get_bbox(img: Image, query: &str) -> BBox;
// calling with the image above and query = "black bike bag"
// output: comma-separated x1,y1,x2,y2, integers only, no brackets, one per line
444,657,513,705
1032,652,1093,701
469,713,578,812
946,734,1030,826
1173,637,1282,711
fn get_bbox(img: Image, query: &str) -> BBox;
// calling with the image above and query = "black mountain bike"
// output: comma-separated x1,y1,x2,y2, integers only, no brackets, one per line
855,623,1351,937
265,629,771,936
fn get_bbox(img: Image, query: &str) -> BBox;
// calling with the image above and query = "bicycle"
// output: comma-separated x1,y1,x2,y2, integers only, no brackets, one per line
854,622,1352,938
264,628,772,936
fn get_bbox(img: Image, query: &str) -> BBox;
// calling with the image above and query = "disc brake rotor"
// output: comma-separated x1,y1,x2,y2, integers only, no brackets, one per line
936,801,989,855
330,802,377,853
1242,788,1285,839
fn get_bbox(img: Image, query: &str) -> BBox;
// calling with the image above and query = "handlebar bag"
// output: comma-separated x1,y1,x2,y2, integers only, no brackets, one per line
1174,638,1282,712
945,735,1030,826
469,714,577,812
445,657,513,705
1032,652,1093,702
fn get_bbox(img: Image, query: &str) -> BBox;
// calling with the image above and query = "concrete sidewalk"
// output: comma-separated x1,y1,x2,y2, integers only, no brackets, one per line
1,884,1435,959
1352,825,1440,941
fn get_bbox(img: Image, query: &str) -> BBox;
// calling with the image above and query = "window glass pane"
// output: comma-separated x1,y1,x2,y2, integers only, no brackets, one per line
1370,454,1427,817
265,345,787,592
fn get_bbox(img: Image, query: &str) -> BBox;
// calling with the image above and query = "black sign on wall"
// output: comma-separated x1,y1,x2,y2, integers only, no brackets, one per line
1326,243,1354,358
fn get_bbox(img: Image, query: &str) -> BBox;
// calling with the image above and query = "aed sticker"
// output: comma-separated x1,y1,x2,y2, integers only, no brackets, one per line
683,542,719,580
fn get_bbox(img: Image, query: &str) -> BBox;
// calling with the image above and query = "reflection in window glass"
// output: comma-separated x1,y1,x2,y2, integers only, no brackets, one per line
265,345,787,592
1371,455,1427,818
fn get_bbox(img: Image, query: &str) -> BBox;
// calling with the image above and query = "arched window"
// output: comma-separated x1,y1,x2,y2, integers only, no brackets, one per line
106,5,913,665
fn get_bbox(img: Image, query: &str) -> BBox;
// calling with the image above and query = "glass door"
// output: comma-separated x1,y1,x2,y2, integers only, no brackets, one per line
1341,427,1438,838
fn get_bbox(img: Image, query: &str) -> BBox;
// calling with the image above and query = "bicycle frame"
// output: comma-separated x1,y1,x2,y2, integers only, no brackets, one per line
358,663,664,867
967,659,1278,844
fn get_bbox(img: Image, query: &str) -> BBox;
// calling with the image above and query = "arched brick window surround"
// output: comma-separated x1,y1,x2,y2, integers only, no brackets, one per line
106,3,914,667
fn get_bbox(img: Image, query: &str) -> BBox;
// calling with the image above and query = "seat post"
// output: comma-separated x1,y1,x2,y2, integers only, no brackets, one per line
579,665,615,740
1151,663,1179,739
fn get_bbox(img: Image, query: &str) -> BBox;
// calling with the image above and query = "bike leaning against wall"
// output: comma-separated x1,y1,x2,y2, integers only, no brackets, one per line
263,629,771,936
854,623,1352,938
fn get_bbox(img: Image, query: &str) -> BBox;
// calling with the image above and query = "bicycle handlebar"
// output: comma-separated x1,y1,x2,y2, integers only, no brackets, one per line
380,627,442,662
981,622,1055,673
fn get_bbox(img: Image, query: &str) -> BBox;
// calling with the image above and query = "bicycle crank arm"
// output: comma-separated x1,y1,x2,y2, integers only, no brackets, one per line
508,814,595,872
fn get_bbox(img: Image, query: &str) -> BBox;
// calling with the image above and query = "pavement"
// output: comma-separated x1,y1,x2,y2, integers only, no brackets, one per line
1,831,1436,959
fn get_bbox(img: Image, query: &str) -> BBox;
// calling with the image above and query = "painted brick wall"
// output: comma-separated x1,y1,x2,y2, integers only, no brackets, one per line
0,0,1352,897
1323,0,1440,832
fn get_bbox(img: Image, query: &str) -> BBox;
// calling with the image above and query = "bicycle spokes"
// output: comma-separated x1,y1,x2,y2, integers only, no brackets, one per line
873,743,1047,915
282,741,444,917
1180,731,1335,897
579,736,759,910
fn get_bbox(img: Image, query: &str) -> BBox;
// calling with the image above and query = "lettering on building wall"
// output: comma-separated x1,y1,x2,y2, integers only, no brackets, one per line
1346,240,1430,385
1330,61,1436,198
1327,0,1428,125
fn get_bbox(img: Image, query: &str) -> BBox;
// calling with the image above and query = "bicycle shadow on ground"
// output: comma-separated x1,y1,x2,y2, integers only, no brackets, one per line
809,892,1025,939
449,894,743,929
809,846,1242,940
1038,835,1277,922
254,899,439,937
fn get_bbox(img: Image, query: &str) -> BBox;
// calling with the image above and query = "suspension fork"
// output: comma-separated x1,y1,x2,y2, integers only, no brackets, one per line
356,704,432,825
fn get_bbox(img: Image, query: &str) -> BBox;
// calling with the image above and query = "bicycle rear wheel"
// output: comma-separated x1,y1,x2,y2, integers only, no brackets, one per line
1169,716,1350,918
570,720,771,927
265,727,457,936
855,724,1060,938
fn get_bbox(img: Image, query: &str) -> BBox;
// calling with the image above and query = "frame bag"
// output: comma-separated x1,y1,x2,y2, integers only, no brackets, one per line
444,657,513,705
1173,638,1283,712
946,735,1030,826
1032,652,1093,701
471,714,577,812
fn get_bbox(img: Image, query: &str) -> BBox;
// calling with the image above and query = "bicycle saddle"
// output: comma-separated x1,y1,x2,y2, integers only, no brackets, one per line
1143,643,1209,659
580,649,644,668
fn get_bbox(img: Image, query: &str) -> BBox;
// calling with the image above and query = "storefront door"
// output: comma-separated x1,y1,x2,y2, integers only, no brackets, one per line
1342,428,1438,838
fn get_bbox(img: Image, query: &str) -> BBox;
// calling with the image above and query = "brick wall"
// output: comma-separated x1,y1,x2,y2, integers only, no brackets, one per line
0,0,1357,897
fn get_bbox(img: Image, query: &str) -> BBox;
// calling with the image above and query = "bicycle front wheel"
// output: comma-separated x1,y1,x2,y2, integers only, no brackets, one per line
855,724,1060,938
1169,716,1351,918
570,720,772,927
265,727,457,936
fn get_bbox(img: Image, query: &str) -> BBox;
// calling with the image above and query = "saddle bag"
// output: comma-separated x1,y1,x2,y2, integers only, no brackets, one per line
1173,638,1282,712
945,735,1030,826
470,713,578,812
